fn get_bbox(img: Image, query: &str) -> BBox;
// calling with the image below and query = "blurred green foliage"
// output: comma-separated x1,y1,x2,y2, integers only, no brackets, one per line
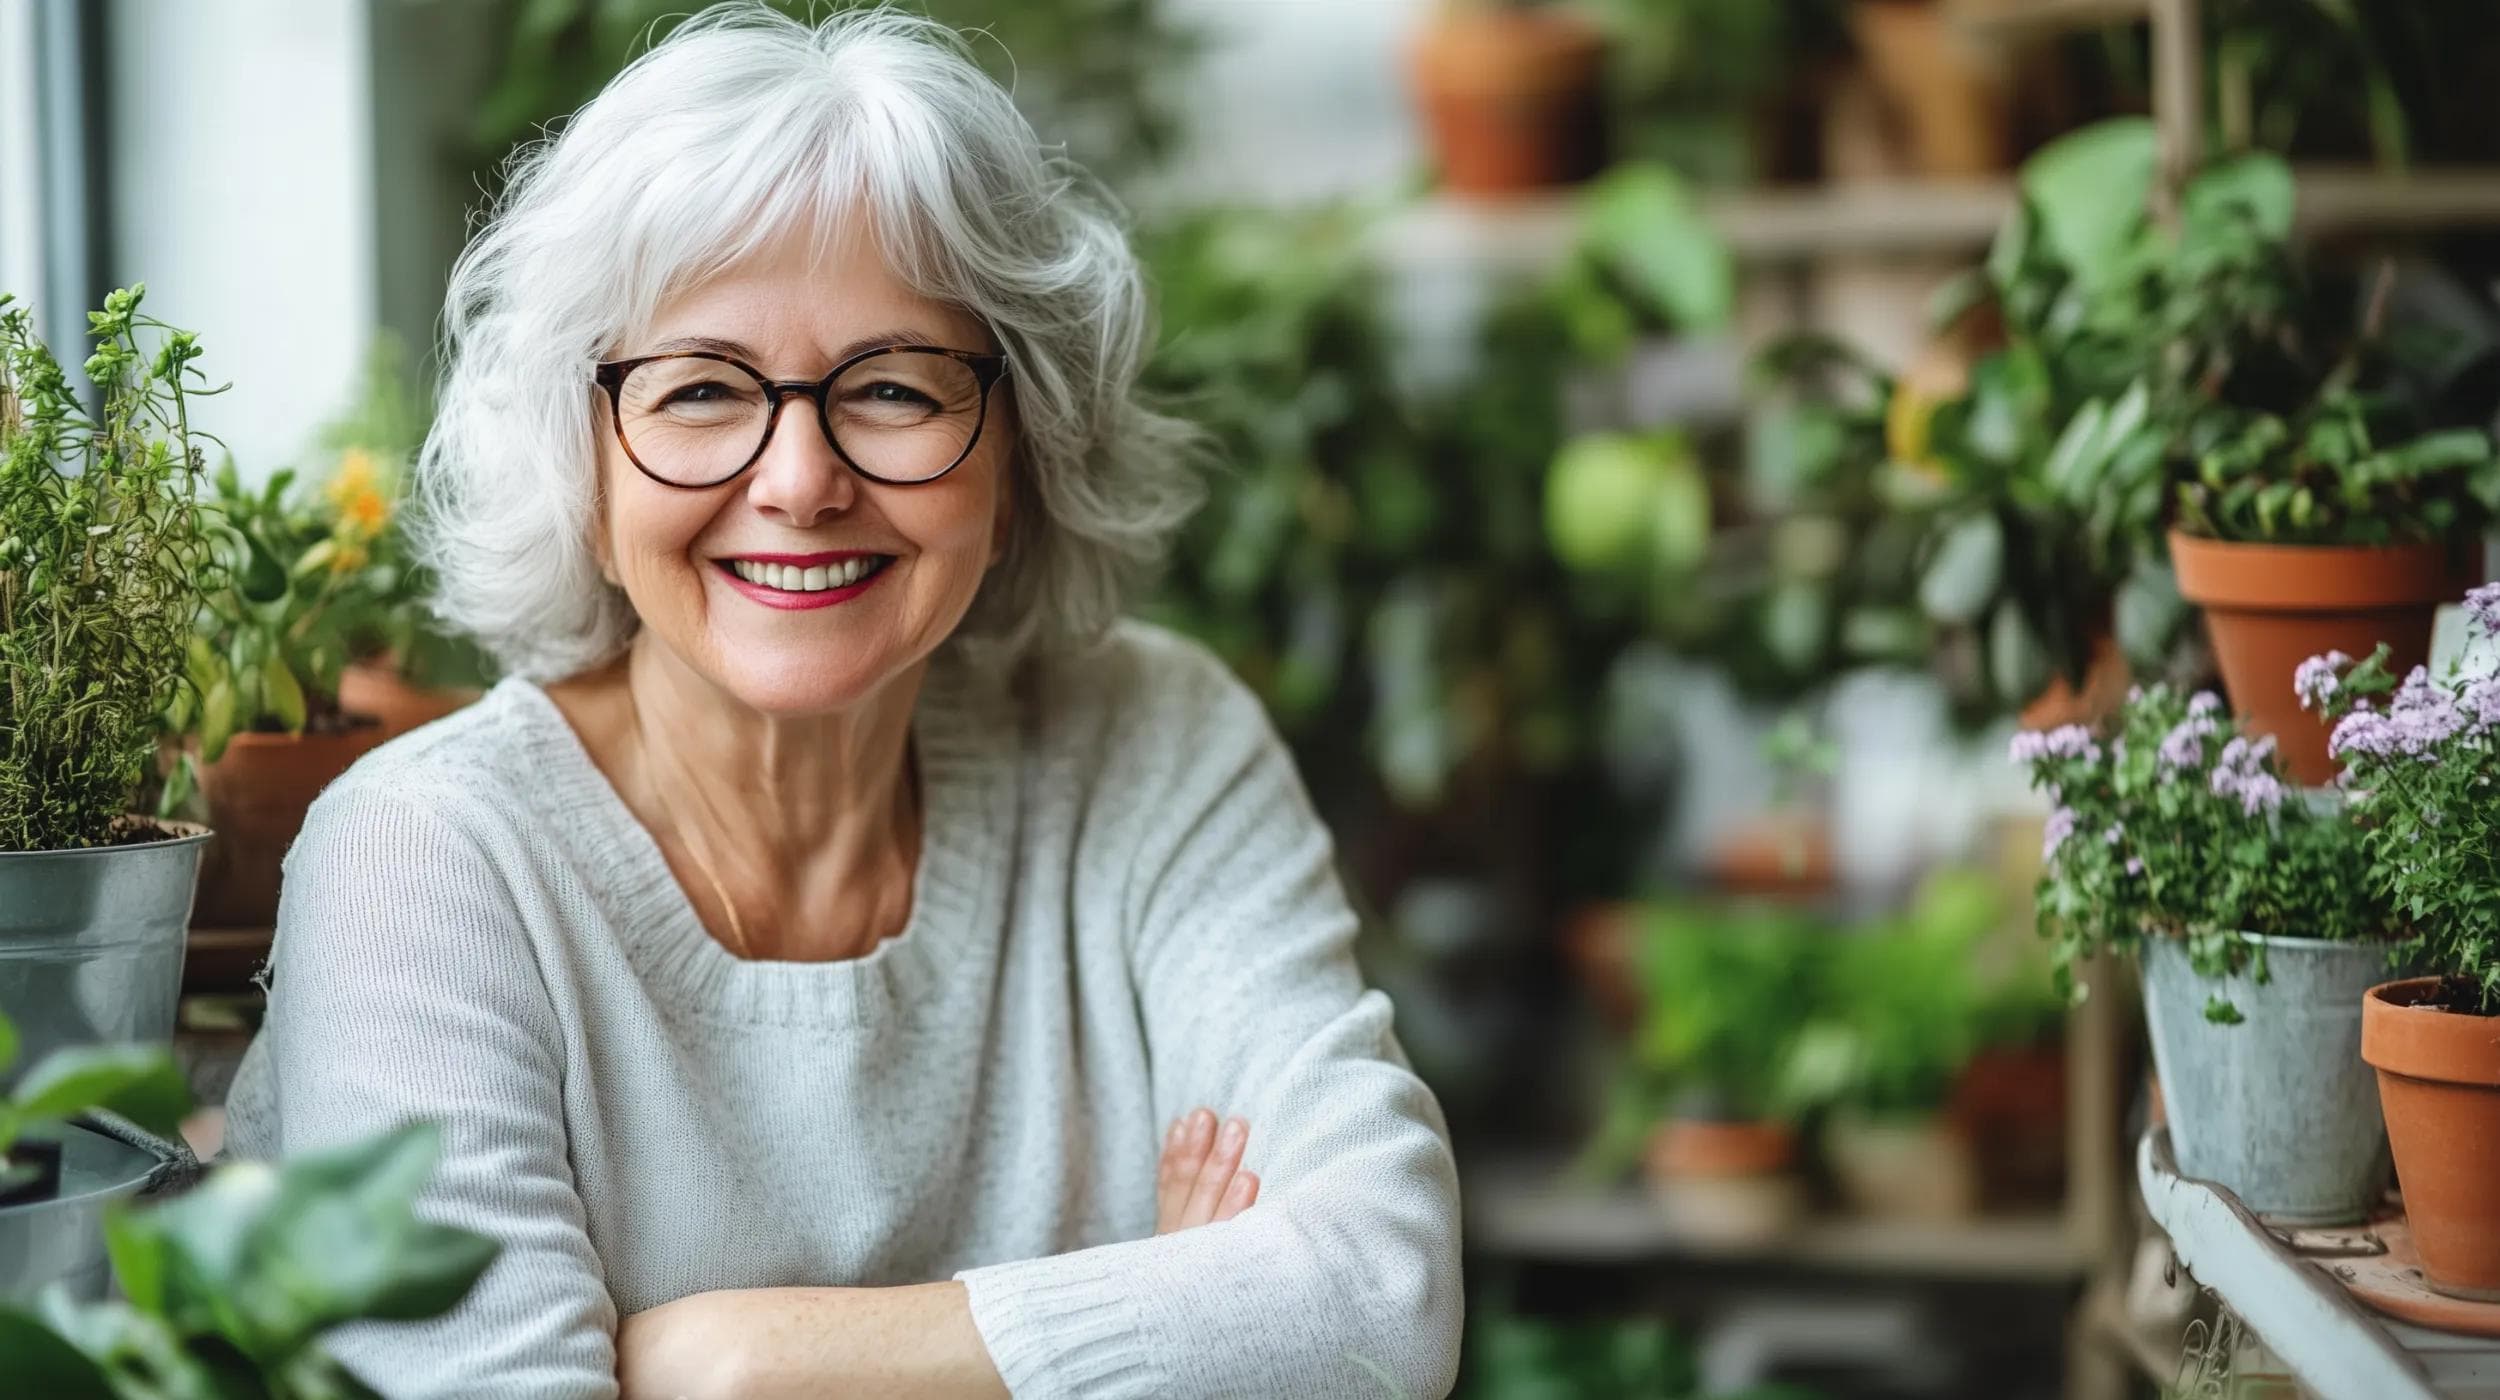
1458,1290,1823,1400
0,1013,190,1197
0,1122,497,1399
467,0,1195,192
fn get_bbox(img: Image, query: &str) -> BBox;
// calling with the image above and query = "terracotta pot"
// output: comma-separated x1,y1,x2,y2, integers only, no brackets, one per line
192,723,386,928
2170,532,2469,786
1643,1118,1805,1242
2018,627,2131,733
1562,901,1640,1030
2362,977,2500,1300
339,660,481,741
1408,7,1605,196
1848,0,2011,177
1646,1116,1797,1179
1948,1040,2069,1209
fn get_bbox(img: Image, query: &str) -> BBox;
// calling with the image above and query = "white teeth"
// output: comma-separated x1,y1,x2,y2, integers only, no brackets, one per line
727,557,883,592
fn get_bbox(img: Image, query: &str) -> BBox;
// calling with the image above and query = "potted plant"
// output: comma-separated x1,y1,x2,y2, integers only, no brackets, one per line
2170,393,2497,786
1587,898,1831,1241
2305,589,2500,1298
0,285,219,1105
1802,870,2015,1222
182,447,407,928
2012,683,2394,1224
1408,0,1608,196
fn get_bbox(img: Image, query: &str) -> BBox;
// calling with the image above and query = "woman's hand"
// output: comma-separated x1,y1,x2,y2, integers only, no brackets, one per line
1156,1107,1259,1234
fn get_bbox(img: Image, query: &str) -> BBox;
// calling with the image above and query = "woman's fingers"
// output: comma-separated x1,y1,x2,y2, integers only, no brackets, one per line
1180,1115,1249,1227
1156,1109,1216,1234
1155,1109,1257,1234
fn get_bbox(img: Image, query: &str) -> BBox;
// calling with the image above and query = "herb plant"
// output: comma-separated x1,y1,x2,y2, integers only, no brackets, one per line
2173,391,2500,546
2301,585,2500,1014
2011,684,2380,1019
0,287,219,851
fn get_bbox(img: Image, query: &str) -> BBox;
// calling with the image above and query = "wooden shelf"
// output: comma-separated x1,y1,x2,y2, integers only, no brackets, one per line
1375,168,2500,277
2136,1128,2500,1399
1465,1158,2085,1282
1946,0,2152,41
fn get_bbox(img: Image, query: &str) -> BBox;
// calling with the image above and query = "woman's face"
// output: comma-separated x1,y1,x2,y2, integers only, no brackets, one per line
594,224,1014,716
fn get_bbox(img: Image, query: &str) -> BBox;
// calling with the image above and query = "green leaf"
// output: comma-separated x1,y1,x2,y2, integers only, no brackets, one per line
11,1044,190,1135
1918,513,2004,626
2017,118,2157,292
1988,600,2051,704
0,1013,16,1077
200,676,238,763
0,1309,115,1398
1579,163,1735,333
237,534,290,605
2184,152,2295,243
264,654,307,734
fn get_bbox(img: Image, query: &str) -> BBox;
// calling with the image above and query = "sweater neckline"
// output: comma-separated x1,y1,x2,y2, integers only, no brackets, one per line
495,650,1013,1031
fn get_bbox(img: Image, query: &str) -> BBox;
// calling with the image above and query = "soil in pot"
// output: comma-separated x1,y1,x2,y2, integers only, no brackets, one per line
2170,531,2470,786
193,717,386,928
1642,1117,1805,1243
2362,977,2500,1300
1408,7,1605,196
2142,934,2397,1225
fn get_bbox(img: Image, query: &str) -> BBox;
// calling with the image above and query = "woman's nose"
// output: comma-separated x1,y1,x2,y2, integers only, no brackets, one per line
744,396,858,527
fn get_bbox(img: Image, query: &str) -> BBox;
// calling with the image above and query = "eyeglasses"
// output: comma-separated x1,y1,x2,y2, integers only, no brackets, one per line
593,345,1011,489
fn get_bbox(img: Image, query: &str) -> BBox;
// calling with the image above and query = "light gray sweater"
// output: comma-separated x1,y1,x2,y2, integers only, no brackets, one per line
223,622,1462,1399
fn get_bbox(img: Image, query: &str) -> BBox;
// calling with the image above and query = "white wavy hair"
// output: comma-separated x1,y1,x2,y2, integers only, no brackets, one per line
417,4,1202,681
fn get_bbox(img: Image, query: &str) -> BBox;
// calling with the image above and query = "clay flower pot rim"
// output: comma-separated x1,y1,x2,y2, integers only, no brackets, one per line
2168,530,2464,611
215,717,385,748
2361,977,2500,1084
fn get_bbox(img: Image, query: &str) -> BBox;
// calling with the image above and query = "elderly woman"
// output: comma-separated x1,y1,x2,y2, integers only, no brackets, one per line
222,8,1461,1398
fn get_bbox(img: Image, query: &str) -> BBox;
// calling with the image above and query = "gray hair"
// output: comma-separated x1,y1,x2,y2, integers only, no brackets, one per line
417,4,1202,680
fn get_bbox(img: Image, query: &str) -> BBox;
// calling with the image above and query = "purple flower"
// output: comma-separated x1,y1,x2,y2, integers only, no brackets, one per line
2157,709,2218,776
2464,676,2500,733
2102,822,2123,846
2208,734,2285,816
2043,805,2077,862
2331,709,2397,760
2009,724,2102,766
2468,581,2500,639
2295,651,2352,711
2188,691,2222,717
2125,856,2145,877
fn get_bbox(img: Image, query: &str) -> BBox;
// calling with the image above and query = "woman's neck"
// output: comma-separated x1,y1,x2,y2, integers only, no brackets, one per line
552,637,926,961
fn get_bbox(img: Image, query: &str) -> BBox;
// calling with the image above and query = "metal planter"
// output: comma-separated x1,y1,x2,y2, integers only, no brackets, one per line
2142,933,2400,1225
0,1120,186,1300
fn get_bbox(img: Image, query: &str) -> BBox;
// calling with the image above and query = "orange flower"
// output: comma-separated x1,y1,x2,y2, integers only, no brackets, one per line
324,446,394,540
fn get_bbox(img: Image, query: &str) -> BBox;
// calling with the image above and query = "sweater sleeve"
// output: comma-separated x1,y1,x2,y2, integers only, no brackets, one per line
954,643,1464,1400
251,783,621,1399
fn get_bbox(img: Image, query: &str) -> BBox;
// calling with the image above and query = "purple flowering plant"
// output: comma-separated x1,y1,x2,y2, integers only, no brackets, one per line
2301,584,2500,1014
2011,684,2375,1022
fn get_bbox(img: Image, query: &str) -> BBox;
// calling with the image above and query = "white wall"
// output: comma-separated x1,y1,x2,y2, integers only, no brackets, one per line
107,0,376,479
0,5,43,318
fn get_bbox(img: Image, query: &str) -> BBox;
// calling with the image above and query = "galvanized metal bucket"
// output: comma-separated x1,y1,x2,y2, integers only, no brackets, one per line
0,826,210,1300
0,1118,192,1300
0,824,210,1077
2142,933,2402,1225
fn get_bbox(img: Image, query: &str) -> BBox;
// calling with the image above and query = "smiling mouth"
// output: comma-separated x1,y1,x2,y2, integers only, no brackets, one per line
718,555,894,593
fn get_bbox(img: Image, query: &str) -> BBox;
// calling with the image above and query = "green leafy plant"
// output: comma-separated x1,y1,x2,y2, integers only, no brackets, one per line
2174,391,2500,546
0,286,220,851
2302,587,2500,1014
1457,1288,1824,1400
1583,0,1848,185
180,449,402,767
1620,899,1832,1126
0,1014,191,1200
0,1121,499,1398
1793,871,2020,1120
2010,683,2381,1019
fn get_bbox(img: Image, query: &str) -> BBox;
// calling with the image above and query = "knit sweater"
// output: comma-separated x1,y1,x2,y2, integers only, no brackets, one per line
221,621,1463,1399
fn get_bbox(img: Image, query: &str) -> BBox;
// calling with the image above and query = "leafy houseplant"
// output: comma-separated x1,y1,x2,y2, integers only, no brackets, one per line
0,1119,498,1397
0,288,219,1257
2013,683,2397,1223
181,442,408,929
2308,591,2500,1296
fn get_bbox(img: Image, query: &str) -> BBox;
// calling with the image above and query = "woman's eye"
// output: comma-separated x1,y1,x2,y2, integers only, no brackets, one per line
865,381,936,406
664,383,731,406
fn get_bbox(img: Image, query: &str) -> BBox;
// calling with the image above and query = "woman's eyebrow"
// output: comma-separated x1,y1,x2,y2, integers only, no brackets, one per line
642,329,940,365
